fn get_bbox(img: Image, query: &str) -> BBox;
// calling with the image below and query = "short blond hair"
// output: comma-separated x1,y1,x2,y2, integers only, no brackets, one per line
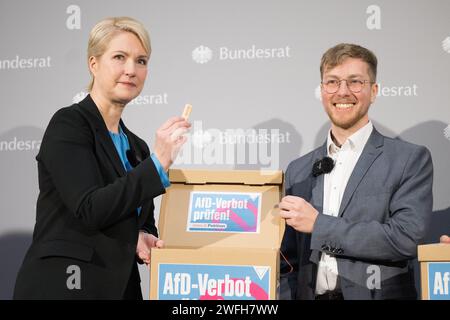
87,17,151,91
320,43,377,82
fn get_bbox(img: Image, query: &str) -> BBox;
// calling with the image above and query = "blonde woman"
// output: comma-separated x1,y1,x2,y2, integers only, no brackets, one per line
14,17,190,299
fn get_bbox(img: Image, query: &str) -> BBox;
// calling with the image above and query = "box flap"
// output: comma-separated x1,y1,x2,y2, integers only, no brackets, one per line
169,169,283,185
418,243,450,261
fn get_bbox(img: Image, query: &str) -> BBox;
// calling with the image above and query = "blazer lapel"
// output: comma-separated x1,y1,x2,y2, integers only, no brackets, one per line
120,120,153,225
309,143,327,265
77,95,126,177
98,129,127,177
338,129,384,217
120,120,148,165
311,144,327,212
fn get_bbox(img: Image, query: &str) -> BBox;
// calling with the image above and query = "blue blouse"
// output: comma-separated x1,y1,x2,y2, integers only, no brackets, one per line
109,126,170,214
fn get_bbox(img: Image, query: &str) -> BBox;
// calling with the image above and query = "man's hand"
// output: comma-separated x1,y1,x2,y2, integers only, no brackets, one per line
136,231,164,265
440,235,450,244
278,195,319,233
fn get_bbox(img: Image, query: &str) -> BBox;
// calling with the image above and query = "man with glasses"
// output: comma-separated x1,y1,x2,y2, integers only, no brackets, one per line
279,43,433,300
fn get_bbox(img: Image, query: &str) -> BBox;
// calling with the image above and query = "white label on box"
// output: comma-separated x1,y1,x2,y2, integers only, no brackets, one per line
186,191,262,233
157,263,271,300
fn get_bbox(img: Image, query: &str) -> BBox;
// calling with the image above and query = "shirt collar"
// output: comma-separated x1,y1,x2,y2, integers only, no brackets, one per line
327,121,373,155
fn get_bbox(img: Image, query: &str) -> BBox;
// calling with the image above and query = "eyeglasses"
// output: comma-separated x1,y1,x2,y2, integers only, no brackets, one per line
321,79,374,94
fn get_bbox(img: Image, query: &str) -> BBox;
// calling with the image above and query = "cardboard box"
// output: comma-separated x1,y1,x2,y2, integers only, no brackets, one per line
150,169,284,300
418,243,450,300
150,247,278,300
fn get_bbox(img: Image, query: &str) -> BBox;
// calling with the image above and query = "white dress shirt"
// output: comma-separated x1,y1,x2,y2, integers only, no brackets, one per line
315,121,373,295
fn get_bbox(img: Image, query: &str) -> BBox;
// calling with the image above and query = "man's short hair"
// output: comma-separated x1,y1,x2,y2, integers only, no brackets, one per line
320,43,378,82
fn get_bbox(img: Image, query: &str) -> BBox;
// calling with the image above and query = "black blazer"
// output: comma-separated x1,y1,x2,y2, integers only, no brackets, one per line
14,95,165,299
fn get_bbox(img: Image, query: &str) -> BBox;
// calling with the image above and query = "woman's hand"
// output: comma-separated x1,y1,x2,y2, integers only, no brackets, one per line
136,231,164,265
153,117,190,171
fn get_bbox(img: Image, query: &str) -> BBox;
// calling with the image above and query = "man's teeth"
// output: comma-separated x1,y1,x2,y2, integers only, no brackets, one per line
335,103,354,109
